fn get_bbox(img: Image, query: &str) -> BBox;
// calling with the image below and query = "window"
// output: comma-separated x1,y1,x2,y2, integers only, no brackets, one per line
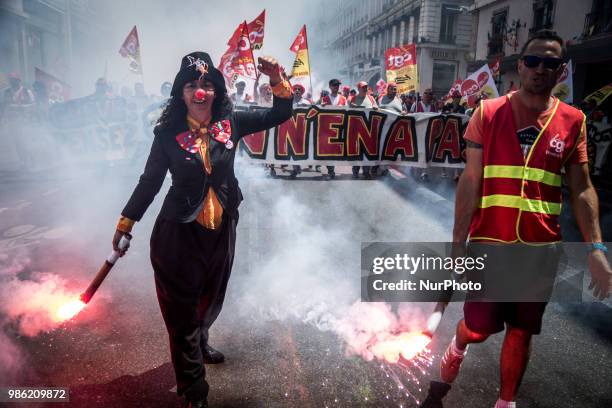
489,10,508,56
440,5,459,44
432,62,457,97
583,0,612,37
532,0,555,32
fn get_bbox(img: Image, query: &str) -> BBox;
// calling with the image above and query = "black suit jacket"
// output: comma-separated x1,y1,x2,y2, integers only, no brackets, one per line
122,96,292,223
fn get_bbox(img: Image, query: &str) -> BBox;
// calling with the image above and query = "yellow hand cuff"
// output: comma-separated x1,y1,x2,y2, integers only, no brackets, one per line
271,80,293,99
116,216,135,233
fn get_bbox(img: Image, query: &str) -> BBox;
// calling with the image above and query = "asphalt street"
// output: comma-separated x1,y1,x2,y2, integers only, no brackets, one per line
0,160,610,408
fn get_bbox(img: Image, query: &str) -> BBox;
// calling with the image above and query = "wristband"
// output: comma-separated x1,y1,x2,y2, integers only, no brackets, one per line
588,242,608,254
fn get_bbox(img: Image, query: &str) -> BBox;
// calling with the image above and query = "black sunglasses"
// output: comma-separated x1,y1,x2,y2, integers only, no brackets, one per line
521,55,563,70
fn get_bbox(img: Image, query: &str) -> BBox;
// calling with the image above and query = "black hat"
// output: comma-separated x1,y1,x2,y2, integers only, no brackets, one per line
170,51,226,97
329,78,341,86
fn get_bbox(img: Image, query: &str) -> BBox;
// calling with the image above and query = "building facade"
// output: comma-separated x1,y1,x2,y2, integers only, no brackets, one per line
311,0,474,96
470,0,612,101
0,0,111,92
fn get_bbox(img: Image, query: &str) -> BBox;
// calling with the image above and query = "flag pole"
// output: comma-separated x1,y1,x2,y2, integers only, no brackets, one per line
305,25,313,99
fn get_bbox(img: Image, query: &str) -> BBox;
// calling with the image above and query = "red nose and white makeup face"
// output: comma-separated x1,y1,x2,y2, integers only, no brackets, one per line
183,79,215,116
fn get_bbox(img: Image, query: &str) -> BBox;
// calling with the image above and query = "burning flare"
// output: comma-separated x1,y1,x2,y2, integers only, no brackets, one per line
55,298,86,321
370,331,432,363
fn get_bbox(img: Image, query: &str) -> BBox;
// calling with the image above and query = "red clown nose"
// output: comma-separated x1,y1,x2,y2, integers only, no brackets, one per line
195,88,206,101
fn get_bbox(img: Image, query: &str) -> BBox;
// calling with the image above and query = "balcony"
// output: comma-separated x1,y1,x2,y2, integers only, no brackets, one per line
582,12,612,39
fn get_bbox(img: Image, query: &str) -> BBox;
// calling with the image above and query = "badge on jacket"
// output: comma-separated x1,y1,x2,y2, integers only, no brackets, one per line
209,119,233,149
176,119,234,152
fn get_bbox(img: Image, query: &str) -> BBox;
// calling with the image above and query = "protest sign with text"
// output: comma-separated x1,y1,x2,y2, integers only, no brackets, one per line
385,44,419,94
240,106,468,168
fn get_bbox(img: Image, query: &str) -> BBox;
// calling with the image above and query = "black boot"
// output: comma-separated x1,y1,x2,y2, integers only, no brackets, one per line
418,381,451,408
202,344,225,364
184,398,208,408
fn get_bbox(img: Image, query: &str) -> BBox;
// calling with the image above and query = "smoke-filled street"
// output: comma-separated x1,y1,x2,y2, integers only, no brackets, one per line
1,161,610,408
2,1,612,406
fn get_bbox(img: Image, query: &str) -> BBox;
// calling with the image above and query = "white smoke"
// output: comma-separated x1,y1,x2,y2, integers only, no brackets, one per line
231,173,434,361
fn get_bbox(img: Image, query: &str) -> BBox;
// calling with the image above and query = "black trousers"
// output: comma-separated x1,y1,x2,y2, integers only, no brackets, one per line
150,214,237,401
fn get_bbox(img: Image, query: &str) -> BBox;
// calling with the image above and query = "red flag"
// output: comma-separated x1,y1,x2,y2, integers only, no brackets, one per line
290,25,308,53
119,26,142,74
247,10,265,50
218,21,257,88
443,79,462,103
34,67,70,102
488,56,500,79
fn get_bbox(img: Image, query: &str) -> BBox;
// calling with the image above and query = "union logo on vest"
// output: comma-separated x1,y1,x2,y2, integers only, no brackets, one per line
546,134,565,158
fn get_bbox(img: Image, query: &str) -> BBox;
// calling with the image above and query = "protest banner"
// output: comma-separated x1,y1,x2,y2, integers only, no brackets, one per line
239,106,469,168
48,95,137,161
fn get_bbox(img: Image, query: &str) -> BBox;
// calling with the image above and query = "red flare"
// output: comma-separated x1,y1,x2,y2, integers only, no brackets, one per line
370,331,432,363
56,298,86,321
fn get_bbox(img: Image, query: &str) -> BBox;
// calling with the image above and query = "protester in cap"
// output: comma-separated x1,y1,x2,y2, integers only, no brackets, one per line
410,88,437,113
1,72,34,119
112,51,292,408
350,81,378,179
253,75,273,107
321,79,348,107
400,92,415,112
428,30,612,408
282,82,310,178
316,89,330,105
3,72,34,106
230,79,253,105
292,83,309,106
319,78,348,179
350,81,377,108
378,82,403,114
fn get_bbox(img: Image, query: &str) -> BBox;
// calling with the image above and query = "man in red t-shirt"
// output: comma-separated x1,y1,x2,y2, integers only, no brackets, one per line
427,30,612,408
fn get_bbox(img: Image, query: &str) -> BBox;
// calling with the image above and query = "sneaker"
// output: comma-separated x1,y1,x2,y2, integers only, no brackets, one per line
440,336,466,383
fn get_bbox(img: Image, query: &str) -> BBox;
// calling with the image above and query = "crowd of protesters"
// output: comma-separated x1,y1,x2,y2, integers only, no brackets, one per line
1,70,610,183
0,74,173,171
